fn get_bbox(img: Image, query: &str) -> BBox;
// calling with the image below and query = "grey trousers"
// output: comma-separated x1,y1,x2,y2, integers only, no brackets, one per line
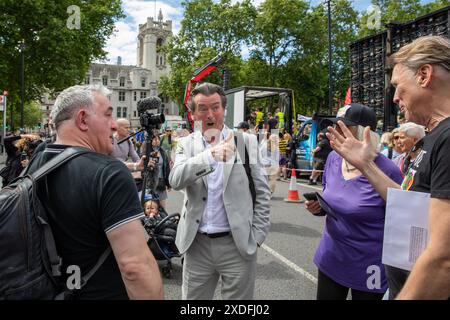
182,232,257,300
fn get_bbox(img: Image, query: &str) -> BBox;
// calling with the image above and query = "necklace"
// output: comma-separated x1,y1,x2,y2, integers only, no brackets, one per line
344,160,358,172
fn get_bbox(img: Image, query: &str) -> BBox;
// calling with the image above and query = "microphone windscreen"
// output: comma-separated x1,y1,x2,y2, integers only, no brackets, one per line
137,96,162,114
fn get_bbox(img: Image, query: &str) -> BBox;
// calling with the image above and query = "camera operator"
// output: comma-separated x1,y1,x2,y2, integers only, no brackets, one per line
134,96,166,208
0,133,41,187
141,134,171,209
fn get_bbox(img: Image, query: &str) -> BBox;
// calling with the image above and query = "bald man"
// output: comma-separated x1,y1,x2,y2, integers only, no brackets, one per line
112,118,145,179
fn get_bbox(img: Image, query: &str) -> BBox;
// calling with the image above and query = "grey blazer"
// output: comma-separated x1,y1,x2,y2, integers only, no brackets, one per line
169,129,271,260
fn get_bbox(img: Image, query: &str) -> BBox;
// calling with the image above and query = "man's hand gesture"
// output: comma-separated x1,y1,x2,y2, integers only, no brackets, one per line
326,121,377,171
210,131,235,163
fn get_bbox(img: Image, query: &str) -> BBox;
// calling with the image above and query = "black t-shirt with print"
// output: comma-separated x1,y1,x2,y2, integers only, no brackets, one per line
403,117,450,197
387,117,450,299
27,145,144,299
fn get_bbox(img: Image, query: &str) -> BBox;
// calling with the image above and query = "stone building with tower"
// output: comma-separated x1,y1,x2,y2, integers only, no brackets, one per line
41,10,176,129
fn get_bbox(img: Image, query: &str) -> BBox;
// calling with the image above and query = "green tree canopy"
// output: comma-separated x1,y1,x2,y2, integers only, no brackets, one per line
359,0,450,37
0,99,42,131
160,0,449,117
159,0,257,112
0,0,124,129
252,0,310,87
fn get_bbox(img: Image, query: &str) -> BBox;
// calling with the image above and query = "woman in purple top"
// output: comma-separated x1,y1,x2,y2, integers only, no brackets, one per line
306,103,403,300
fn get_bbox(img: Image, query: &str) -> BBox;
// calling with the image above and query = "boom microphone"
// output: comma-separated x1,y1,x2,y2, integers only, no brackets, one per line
137,96,162,114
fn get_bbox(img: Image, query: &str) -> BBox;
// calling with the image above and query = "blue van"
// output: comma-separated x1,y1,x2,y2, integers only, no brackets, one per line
294,114,333,173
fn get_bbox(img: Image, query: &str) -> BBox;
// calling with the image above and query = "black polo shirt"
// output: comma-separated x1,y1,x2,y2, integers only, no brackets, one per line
27,145,144,299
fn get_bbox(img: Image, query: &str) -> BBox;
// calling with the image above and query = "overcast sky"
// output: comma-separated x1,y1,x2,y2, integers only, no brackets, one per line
101,0,434,66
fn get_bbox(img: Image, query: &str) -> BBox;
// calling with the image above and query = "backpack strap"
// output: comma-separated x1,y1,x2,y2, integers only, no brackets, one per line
37,215,63,277
28,146,92,181
39,215,111,285
234,132,256,208
53,244,111,300
80,247,112,288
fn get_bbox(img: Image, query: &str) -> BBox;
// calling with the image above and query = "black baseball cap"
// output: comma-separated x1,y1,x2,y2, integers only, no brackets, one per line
329,103,377,131
235,121,250,130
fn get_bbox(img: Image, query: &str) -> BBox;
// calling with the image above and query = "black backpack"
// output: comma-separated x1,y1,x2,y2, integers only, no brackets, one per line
0,147,110,300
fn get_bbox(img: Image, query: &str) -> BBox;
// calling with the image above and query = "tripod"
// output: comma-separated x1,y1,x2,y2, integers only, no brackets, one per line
140,128,159,208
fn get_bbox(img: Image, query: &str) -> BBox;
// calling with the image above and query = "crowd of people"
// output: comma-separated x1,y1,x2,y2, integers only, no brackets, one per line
1,35,449,301
0,133,43,186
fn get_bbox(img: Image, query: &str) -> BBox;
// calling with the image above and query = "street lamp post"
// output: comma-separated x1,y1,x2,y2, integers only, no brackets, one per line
20,40,25,131
327,0,333,115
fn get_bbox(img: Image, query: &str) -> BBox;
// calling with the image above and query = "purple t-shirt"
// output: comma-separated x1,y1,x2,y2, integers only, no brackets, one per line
313,151,403,293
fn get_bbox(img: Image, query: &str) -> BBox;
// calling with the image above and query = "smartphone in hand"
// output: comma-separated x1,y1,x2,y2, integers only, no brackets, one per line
303,192,325,217
303,192,318,201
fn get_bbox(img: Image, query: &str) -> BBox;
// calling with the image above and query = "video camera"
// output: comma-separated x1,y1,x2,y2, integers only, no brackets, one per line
137,96,165,131
135,96,166,207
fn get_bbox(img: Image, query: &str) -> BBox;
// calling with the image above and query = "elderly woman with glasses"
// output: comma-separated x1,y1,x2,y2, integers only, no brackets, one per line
380,128,403,160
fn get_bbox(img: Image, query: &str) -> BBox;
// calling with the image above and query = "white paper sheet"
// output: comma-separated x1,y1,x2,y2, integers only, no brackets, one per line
382,188,430,271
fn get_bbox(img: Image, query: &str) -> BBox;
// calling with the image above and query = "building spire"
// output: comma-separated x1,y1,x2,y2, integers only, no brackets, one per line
158,9,163,23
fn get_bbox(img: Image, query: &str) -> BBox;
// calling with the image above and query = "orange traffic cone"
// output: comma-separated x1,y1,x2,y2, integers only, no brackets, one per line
284,168,303,203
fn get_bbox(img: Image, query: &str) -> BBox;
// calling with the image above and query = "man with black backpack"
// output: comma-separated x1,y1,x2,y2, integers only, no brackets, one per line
2,84,163,300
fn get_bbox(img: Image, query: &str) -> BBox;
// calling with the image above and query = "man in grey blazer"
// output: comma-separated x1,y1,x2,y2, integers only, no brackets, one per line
169,83,271,300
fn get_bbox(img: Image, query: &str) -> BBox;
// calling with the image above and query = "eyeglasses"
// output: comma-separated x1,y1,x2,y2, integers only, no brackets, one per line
393,136,400,140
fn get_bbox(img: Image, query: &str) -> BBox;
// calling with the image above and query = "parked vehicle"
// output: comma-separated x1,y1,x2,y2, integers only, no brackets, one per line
183,56,295,135
225,86,294,134
294,114,333,172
